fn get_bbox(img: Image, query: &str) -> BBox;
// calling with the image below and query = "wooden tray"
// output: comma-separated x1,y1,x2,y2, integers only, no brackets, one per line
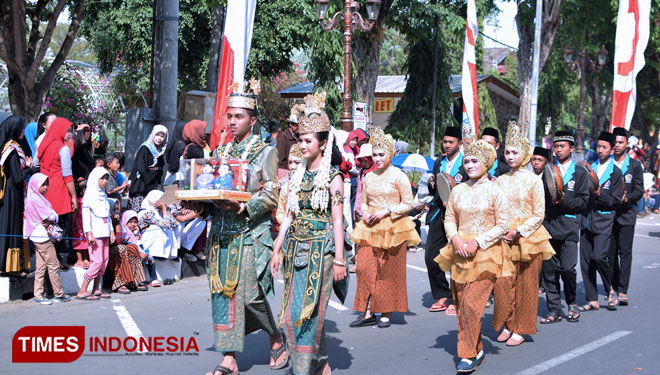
175,189,252,202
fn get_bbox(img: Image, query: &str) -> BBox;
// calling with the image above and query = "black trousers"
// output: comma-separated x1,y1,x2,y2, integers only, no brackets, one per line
580,230,612,302
425,226,452,303
542,239,578,313
609,222,634,294
55,213,72,256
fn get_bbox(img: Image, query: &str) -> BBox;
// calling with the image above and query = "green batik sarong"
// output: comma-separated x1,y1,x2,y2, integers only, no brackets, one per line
279,209,348,375
209,222,276,353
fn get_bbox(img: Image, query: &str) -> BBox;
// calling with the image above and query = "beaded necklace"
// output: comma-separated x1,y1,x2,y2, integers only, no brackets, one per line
222,135,258,160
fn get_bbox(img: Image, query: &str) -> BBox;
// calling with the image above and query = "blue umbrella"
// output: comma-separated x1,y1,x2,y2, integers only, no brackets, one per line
392,153,434,172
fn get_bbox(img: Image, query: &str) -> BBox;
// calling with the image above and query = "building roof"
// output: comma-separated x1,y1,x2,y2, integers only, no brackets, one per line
483,48,512,71
280,74,518,104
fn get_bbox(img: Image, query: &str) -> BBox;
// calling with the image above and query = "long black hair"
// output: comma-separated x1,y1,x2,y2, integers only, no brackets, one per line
37,112,55,136
314,131,343,167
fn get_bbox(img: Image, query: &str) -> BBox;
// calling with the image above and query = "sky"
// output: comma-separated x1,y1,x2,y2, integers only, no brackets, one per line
483,0,519,50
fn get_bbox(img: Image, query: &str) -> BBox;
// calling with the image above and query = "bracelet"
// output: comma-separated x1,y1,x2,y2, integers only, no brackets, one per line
333,259,346,267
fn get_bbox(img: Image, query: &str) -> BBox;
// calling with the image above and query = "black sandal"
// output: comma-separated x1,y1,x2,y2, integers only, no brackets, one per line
618,294,629,306
567,305,580,322
578,302,599,312
208,365,239,375
540,312,562,324
269,340,288,370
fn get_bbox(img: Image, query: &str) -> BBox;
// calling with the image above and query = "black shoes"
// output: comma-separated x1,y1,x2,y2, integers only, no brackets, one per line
377,317,391,328
349,314,377,328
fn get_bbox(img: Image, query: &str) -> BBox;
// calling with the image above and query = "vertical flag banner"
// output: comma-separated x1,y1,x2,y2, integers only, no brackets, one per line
609,0,651,131
211,0,258,150
461,0,479,139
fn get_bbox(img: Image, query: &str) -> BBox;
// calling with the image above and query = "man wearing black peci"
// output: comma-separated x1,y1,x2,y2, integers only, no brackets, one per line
480,127,510,178
541,131,590,324
424,126,469,315
609,127,643,307
532,147,551,176
578,131,623,312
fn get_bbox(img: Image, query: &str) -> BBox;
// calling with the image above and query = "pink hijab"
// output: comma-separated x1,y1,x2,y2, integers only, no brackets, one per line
24,173,56,239
121,210,139,244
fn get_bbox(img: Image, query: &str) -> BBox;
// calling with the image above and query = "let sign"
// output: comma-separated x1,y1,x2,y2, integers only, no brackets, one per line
374,98,394,113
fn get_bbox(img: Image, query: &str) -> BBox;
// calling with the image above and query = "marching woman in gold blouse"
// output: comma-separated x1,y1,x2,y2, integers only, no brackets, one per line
493,122,555,347
350,128,421,329
435,139,512,373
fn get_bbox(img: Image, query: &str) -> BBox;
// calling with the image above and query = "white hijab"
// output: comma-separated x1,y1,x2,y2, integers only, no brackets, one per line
141,125,169,167
83,167,110,217
141,190,165,212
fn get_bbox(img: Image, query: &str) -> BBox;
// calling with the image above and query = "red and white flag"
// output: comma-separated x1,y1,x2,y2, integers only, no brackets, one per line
210,0,258,150
609,0,651,132
461,0,479,139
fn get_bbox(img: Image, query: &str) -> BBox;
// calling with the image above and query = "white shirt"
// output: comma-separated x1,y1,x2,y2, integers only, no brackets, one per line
82,206,113,238
445,152,460,173
596,158,611,179
29,213,59,244
558,158,572,179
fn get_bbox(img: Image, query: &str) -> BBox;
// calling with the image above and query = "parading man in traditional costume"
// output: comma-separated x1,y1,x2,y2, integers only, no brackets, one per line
610,127,644,306
424,126,468,315
199,80,288,375
531,147,551,176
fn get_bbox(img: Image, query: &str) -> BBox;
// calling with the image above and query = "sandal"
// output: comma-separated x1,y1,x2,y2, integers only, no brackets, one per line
618,294,629,306
136,284,149,292
567,305,580,322
444,304,457,316
429,301,448,312
540,312,562,324
94,291,112,299
149,280,162,287
608,292,619,308
578,302,599,312
207,365,239,375
269,339,289,370
114,286,131,295
75,294,100,301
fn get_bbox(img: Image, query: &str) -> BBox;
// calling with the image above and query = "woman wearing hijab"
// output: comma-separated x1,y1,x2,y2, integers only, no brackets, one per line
72,123,96,181
0,115,33,274
138,190,179,260
350,128,421,329
128,125,168,211
38,118,78,266
164,120,187,186
434,139,513,372
182,120,210,159
24,122,38,158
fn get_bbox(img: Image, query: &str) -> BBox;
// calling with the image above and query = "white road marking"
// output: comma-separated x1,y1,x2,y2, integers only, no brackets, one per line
635,234,658,239
514,330,632,375
636,222,660,226
407,264,427,272
275,277,348,311
112,298,144,339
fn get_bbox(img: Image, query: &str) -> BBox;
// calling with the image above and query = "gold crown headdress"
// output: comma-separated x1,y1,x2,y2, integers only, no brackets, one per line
298,92,330,134
464,139,497,173
289,104,305,123
505,121,532,166
289,144,303,159
369,127,395,157
227,78,261,111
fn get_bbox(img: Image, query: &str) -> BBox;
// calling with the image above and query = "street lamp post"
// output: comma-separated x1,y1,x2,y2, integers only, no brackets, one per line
562,45,608,159
315,0,382,131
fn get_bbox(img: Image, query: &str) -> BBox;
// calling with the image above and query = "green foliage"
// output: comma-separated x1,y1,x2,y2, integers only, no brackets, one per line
379,28,407,75
478,84,498,129
257,68,306,124
246,0,317,77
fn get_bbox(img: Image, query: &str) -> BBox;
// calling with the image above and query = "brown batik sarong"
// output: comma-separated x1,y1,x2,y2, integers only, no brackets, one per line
353,242,408,313
453,272,496,359
108,244,146,290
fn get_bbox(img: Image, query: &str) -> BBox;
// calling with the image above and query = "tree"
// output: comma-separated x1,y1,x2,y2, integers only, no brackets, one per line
0,0,85,120
515,0,562,133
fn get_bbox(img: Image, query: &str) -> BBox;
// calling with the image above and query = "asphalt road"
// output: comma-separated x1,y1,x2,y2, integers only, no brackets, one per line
2,216,660,375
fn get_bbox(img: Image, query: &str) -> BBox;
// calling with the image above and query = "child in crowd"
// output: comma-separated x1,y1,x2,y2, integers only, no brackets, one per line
25,173,71,305
122,210,160,287
95,158,104,167
108,200,147,294
138,190,179,261
172,204,207,262
76,167,114,301
72,178,90,268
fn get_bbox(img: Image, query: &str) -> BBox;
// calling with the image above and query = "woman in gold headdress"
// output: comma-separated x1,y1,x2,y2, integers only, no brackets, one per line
434,139,512,373
349,128,421,329
492,122,555,346
271,92,348,375
275,144,303,225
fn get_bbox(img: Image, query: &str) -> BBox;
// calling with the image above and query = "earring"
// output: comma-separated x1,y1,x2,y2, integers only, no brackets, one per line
320,146,325,151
